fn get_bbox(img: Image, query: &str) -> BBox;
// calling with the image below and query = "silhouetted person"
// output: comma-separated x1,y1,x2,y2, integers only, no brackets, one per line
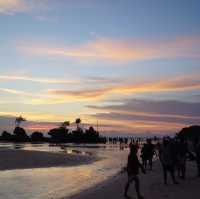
145,139,155,170
135,140,140,151
159,138,178,185
120,138,125,150
141,144,148,169
129,139,135,149
124,145,145,199
194,138,200,177
176,138,188,179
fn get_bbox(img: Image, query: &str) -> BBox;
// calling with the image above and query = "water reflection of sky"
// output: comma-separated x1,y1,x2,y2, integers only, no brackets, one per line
0,143,128,199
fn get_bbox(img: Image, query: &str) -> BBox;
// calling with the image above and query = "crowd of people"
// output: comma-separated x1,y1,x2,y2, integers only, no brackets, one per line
124,137,200,199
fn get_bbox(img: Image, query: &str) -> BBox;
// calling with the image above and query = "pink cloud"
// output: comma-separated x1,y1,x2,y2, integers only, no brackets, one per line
18,36,200,62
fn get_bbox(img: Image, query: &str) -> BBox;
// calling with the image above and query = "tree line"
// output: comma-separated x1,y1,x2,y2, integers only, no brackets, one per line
0,116,107,143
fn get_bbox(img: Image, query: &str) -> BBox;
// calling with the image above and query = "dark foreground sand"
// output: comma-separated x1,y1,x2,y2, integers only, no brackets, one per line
67,161,200,199
0,149,95,170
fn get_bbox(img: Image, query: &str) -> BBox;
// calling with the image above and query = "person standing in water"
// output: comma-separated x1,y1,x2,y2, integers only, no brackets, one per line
124,145,146,199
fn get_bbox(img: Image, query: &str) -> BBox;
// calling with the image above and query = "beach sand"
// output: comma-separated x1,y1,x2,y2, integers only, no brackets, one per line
68,161,200,199
0,149,95,170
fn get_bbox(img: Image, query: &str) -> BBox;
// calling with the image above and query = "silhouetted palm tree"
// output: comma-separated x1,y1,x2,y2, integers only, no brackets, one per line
61,121,70,129
75,118,81,130
15,116,26,127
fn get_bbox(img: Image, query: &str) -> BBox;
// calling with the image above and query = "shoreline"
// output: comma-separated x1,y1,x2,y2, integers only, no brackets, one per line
66,161,200,199
65,171,123,199
0,149,96,171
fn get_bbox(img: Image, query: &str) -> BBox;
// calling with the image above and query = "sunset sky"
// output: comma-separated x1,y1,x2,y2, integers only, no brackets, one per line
0,0,200,135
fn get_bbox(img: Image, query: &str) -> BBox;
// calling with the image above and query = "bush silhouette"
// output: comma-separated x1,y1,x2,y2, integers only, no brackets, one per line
13,127,29,142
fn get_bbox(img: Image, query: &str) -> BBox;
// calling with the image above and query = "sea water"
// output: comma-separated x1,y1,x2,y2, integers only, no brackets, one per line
0,143,128,199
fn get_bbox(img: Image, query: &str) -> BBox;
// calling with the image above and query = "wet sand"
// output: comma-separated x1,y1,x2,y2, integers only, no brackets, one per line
0,149,95,170
68,161,200,199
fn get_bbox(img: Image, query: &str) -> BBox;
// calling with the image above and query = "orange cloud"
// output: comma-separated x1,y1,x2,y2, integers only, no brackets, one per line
19,36,200,62
0,74,200,105
25,123,57,131
91,109,200,121
114,75,200,94
0,0,28,14
156,75,200,91
48,88,111,101
0,87,74,105
0,111,67,122
93,118,185,134
48,74,200,101
85,98,200,134
0,0,49,15
1,74,200,105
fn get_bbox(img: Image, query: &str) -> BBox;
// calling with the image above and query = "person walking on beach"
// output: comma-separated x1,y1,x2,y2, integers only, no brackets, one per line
159,138,179,185
194,137,200,177
141,143,148,169
124,145,146,199
176,138,188,179
145,139,155,170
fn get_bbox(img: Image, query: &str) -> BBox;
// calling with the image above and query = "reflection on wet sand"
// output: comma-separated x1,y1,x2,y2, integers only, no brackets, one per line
0,143,128,199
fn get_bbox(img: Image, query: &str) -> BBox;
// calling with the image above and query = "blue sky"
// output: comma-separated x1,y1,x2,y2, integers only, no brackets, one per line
0,0,200,135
